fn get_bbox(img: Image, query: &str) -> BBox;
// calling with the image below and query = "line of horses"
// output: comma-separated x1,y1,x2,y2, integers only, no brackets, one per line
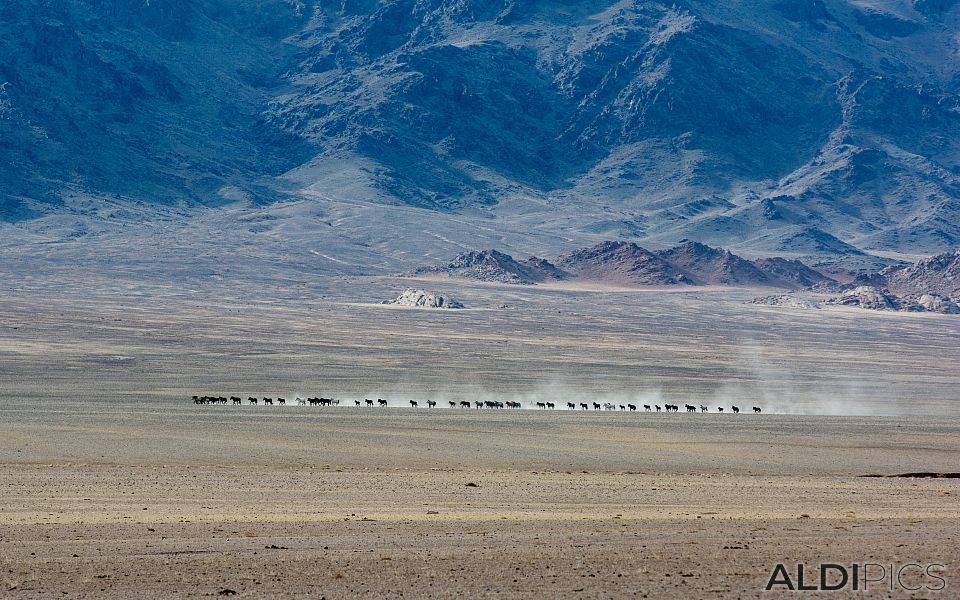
192,396,761,413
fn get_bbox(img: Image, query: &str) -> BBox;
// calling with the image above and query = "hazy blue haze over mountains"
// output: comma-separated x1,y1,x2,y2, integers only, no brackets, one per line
2,0,959,265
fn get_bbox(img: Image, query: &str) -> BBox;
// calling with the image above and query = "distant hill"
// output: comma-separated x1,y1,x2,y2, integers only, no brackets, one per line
752,257,837,289
417,241,838,289
414,249,568,285
655,242,776,287
557,241,688,286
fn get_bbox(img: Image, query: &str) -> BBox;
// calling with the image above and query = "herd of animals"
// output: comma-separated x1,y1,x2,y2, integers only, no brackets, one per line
192,396,762,413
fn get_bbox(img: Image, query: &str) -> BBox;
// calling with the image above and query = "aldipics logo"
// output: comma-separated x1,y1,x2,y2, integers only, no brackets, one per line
765,563,946,592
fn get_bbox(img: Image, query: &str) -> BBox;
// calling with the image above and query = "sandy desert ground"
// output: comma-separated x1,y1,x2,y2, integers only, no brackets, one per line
1,277,959,597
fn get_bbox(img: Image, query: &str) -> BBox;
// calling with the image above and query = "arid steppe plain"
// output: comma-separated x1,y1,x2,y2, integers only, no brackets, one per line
1,276,959,597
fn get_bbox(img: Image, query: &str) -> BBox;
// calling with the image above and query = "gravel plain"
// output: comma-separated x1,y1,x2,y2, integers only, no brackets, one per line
1,278,958,597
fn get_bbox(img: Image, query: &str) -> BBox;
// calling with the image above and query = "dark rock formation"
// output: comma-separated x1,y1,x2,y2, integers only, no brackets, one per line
557,241,689,286
655,242,775,287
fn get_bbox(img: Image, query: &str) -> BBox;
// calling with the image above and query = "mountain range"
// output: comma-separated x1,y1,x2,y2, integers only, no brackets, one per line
414,240,837,288
2,1,960,272
414,241,960,319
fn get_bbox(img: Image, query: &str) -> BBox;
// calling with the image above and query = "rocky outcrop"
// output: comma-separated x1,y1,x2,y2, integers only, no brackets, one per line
828,248,960,312
753,289,960,314
914,294,960,314
383,289,463,309
825,286,903,311
751,294,820,309
823,286,960,313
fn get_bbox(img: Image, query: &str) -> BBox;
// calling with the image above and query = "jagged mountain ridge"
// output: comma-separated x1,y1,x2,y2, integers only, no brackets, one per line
250,0,960,259
2,1,960,265
417,240,838,288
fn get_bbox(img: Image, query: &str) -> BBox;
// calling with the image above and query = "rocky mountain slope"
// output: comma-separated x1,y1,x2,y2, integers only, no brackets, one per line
2,1,960,268
0,0,314,219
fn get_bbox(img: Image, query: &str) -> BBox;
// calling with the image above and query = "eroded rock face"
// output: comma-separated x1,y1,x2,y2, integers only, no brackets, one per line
384,289,464,309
